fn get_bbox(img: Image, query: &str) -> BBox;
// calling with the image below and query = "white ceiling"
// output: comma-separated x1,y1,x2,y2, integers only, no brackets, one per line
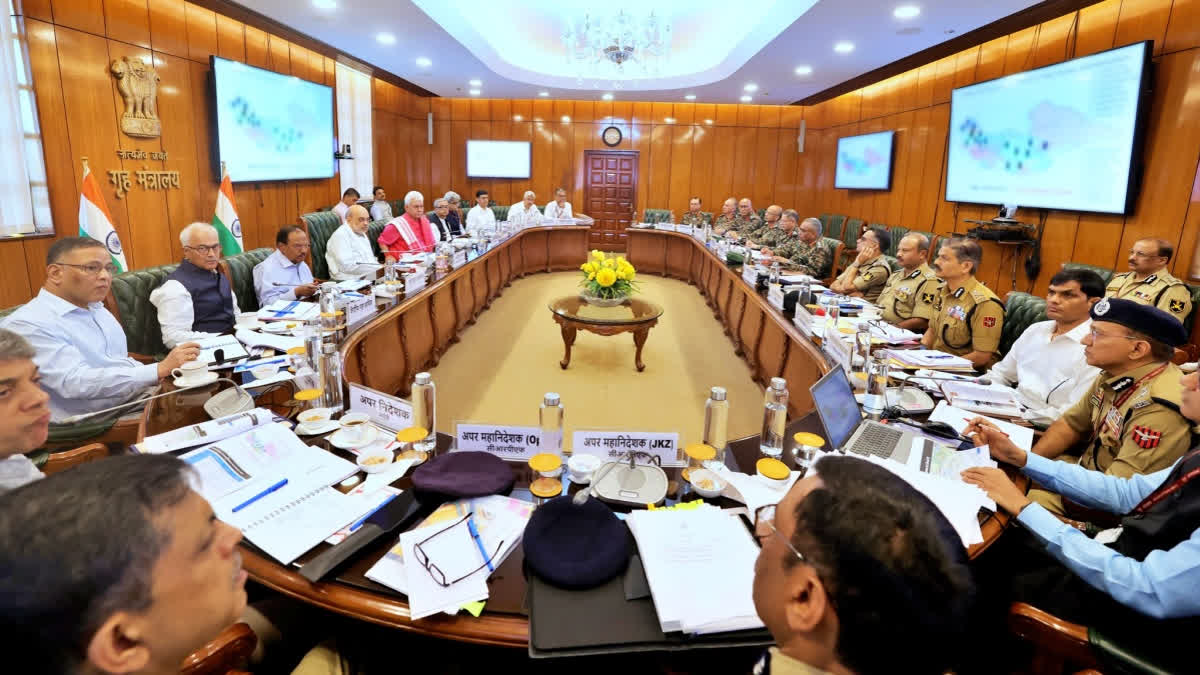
238,0,1043,104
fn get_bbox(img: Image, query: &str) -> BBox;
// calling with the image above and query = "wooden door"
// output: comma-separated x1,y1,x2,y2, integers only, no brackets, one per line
583,150,638,251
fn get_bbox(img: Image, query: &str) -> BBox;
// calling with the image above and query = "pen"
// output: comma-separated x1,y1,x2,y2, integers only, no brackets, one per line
231,478,288,513
467,515,494,571
348,493,398,533
961,417,1010,437
926,355,954,360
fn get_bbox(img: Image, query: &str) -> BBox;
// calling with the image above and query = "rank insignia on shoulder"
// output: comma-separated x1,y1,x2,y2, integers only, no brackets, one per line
1133,399,1151,409
1111,375,1134,392
1146,274,1158,284
983,316,996,327
909,270,921,279
1132,425,1162,449
1170,299,1186,314
921,292,936,304
953,287,965,299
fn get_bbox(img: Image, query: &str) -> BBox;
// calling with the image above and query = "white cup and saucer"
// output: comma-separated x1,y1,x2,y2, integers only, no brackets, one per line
328,412,378,449
172,360,218,388
567,454,602,484
235,311,264,331
295,407,338,435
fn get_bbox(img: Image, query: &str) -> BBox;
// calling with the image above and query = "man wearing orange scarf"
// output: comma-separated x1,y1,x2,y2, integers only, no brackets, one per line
378,190,438,262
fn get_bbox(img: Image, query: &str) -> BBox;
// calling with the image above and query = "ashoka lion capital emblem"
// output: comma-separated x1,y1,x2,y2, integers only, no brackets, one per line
110,56,161,138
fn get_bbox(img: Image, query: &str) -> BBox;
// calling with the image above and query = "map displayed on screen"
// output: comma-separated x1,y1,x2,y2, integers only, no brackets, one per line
212,57,335,182
834,131,895,190
945,41,1150,214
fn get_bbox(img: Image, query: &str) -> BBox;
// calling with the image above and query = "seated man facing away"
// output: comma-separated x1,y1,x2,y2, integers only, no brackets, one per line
765,214,831,279
508,190,545,228
543,187,573,220
1,237,198,422
368,185,393,222
378,191,438,262
465,189,496,236
922,237,1005,369
1106,237,1192,322
712,197,738,236
331,187,359,224
679,196,706,228
150,223,239,349
753,455,974,675
964,391,1200,672
1016,298,1191,516
875,232,942,332
987,268,1104,427
0,329,51,491
0,454,249,674
325,205,377,281
829,227,892,303
254,226,317,307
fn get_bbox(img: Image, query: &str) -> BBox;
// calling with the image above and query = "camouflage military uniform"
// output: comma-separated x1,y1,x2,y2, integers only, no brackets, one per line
1105,270,1193,323
713,213,738,235
776,236,831,278
680,211,708,228
754,224,786,248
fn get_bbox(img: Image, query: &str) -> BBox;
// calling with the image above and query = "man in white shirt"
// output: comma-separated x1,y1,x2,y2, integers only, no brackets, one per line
988,268,1105,426
1,237,199,421
325,204,377,280
331,188,359,223
508,190,544,228
543,187,573,220
369,186,393,222
0,329,50,492
465,189,496,236
150,223,240,349
254,226,317,307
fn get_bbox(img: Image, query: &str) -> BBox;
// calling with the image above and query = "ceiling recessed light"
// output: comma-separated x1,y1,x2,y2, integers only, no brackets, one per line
561,115,570,123
513,115,523,121
684,94,696,101
375,32,396,45
665,117,676,123
415,56,431,67
740,95,752,102
538,91,549,97
794,65,813,76
893,5,920,19
743,83,758,92
468,88,480,96
704,119,713,125
312,0,336,9
602,93,613,100
834,41,855,53
468,79,482,87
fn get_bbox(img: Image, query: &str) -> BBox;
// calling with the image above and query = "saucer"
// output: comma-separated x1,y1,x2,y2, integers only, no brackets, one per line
295,419,340,436
235,321,266,331
173,371,219,388
261,322,296,334
328,424,379,449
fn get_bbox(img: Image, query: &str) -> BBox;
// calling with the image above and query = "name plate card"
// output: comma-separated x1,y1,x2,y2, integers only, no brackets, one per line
452,250,467,268
571,430,683,467
455,424,541,461
767,283,786,311
742,263,760,286
793,305,815,337
404,273,426,297
347,383,412,432
344,294,376,327
821,327,852,372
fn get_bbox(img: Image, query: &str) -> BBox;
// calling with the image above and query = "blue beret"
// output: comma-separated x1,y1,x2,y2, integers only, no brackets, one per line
411,451,515,499
1091,297,1187,347
523,496,629,589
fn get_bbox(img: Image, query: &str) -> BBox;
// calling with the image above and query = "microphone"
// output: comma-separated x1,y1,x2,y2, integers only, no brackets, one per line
58,377,254,424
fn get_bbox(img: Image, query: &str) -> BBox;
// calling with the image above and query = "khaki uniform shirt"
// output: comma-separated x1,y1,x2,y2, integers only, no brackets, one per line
878,263,942,324
713,213,738,235
753,648,833,675
1105,270,1193,322
929,277,1005,356
1059,362,1190,477
776,236,831,278
836,256,892,303
680,211,707,227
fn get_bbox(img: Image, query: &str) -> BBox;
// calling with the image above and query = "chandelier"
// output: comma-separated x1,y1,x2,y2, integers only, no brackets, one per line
562,10,672,85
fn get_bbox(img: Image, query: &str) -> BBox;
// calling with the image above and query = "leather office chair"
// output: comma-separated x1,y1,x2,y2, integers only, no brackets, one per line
1009,602,1177,675
819,237,845,285
702,211,713,224
26,442,108,475
887,226,908,256
1061,262,1115,286
1000,292,1048,358
826,214,847,240
643,208,672,224
366,220,388,260
492,204,510,221
220,248,273,313
0,304,22,320
105,263,179,361
298,211,343,280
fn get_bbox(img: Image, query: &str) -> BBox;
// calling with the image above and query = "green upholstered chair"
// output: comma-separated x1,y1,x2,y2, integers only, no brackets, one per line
702,211,713,224
643,208,672,224
1009,602,1180,675
299,211,343,280
843,218,864,248
817,237,845,284
366,219,389,260
391,199,404,216
885,226,907,256
883,255,900,272
220,247,273,313
826,214,846,240
492,204,510,221
105,263,180,360
756,208,766,221
1061,261,1115,286
0,304,23,320
999,291,1047,357
818,213,832,232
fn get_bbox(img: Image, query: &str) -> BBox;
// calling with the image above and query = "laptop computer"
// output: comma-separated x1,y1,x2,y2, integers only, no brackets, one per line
810,367,914,463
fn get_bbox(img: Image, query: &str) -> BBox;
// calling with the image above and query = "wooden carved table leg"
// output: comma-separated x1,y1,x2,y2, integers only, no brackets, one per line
559,322,577,370
632,326,650,372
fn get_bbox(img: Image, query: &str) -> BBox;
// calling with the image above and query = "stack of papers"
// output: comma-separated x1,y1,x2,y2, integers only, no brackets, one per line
134,408,276,454
884,349,975,371
862,320,923,345
928,401,1035,451
627,505,764,634
235,328,304,353
856,454,993,547
713,465,802,514
257,300,320,322
194,334,249,364
939,381,1024,418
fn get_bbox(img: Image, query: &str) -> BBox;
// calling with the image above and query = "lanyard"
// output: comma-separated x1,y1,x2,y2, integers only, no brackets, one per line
1131,448,1200,515
1088,363,1168,463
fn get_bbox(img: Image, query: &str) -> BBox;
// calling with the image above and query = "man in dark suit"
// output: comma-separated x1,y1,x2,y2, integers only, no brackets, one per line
429,197,460,239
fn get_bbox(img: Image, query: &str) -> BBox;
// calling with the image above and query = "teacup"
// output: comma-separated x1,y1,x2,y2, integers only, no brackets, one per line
235,311,259,328
297,407,332,428
860,306,882,320
339,412,372,443
171,360,208,384
250,364,278,380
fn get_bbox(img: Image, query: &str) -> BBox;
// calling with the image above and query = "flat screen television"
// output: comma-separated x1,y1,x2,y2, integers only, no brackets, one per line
210,56,335,182
945,41,1152,215
467,140,531,179
834,131,896,190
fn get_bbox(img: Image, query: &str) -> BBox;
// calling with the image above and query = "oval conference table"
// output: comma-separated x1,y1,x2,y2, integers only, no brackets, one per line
139,222,1025,649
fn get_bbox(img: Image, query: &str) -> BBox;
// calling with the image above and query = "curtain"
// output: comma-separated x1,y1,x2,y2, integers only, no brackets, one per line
335,61,374,200
0,12,50,235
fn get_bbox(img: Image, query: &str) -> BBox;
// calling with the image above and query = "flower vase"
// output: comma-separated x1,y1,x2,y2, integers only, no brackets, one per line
580,292,628,307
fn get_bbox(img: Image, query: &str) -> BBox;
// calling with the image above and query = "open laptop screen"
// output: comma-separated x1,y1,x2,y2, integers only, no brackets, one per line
810,368,862,450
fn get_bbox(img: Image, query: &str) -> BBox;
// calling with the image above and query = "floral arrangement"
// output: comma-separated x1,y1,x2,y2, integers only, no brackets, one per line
579,250,639,300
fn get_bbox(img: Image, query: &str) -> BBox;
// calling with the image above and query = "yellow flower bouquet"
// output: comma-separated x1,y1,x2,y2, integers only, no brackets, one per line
579,250,639,305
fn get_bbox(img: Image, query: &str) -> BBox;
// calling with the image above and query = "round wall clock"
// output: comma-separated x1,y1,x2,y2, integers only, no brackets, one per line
602,126,622,146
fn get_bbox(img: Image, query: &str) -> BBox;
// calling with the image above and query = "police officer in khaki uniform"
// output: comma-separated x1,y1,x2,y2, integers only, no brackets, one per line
745,205,782,247
1021,297,1192,516
830,227,893,303
921,237,1004,369
877,233,942,332
679,196,708,228
1105,237,1193,322
712,197,738,236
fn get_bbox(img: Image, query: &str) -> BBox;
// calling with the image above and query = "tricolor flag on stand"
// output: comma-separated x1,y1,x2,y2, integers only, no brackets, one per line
78,157,128,273
212,165,243,255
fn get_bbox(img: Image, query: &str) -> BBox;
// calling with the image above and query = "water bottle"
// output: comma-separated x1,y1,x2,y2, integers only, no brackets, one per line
759,378,789,458
702,387,729,469
410,372,437,452
798,279,812,307
863,353,890,419
851,325,872,391
539,393,564,461
769,261,781,285
320,342,343,411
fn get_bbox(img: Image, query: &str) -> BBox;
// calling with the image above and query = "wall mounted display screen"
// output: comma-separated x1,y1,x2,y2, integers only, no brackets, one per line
467,140,531,179
945,41,1152,215
211,56,335,182
834,131,896,190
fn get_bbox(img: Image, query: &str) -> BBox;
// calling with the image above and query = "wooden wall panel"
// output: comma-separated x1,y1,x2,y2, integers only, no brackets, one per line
667,125,693,214
689,124,714,213
104,0,152,49
1113,0,1171,54
1165,0,1200,54
49,0,105,35
1075,0,1120,56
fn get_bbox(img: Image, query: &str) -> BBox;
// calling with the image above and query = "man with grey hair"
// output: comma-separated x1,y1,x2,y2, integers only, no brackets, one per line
429,197,456,240
770,215,832,278
509,190,544,228
150,222,240,348
0,329,50,491
544,187,573,220
875,232,942,332
378,190,437,261
443,191,464,234
1,237,198,421
713,197,738,236
326,204,378,280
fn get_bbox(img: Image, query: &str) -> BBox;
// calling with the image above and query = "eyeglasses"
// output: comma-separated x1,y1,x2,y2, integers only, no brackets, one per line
185,244,222,255
55,261,118,276
1087,328,1140,342
1128,250,1162,259
412,514,505,587
753,504,806,564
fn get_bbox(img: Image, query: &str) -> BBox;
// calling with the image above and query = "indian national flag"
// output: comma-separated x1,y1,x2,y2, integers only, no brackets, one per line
212,172,243,255
78,162,128,273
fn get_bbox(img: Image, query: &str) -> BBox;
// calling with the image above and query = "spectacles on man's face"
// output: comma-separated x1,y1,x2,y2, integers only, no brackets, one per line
1087,328,1142,345
1128,249,1162,259
753,504,806,564
55,261,118,277
412,513,505,587
185,244,222,255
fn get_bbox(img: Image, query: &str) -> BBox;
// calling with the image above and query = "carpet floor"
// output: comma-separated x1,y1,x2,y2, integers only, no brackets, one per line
425,272,766,448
